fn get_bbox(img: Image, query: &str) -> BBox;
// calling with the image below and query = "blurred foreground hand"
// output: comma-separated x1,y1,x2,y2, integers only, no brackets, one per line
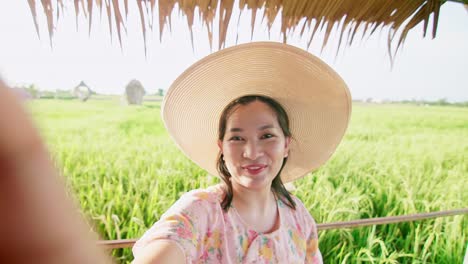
0,80,112,263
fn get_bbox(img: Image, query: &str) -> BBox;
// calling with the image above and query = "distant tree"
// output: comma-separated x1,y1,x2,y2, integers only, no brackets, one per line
38,91,55,99
25,84,39,98
435,98,449,106
158,88,164,96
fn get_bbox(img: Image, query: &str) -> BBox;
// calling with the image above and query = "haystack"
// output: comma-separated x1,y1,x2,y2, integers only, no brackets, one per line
124,79,146,105
73,81,92,102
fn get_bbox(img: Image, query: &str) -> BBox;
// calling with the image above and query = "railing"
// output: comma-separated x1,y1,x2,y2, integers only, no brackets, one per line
96,208,468,249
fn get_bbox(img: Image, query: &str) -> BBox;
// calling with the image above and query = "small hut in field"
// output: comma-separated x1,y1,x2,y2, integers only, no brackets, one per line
73,81,92,102
124,79,146,105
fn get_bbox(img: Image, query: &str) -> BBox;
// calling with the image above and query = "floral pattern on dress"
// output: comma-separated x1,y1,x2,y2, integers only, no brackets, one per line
133,185,323,263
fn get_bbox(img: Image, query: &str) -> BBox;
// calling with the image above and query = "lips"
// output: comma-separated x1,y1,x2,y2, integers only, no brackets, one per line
242,164,267,175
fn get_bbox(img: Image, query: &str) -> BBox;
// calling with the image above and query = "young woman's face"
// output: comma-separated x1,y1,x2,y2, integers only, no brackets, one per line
218,101,291,191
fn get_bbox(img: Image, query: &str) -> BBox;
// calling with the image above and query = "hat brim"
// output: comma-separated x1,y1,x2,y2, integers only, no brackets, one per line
162,42,351,182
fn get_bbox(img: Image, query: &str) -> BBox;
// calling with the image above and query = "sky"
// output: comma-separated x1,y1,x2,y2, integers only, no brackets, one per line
0,1,467,102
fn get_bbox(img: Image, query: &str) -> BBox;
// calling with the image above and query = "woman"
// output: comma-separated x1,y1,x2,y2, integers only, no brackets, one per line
132,42,351,263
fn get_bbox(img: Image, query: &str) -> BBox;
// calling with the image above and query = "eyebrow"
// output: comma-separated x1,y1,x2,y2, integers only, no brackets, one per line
229,124,275,132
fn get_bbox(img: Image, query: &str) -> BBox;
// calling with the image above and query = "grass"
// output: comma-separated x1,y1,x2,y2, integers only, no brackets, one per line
27,99,467,263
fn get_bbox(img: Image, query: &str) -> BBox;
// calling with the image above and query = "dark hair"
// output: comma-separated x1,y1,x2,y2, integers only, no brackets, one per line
216,95,296,211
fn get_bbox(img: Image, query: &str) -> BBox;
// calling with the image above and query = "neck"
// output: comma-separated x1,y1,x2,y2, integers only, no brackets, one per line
229,183,279,233
231,184,276,216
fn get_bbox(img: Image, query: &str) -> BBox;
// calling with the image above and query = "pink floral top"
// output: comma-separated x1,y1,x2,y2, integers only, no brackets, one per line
133,185,322,263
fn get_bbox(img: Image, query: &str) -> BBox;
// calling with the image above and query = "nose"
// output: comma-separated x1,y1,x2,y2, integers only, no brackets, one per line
243,141,263,160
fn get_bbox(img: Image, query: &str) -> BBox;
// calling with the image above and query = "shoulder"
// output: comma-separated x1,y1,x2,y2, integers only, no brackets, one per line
180,185,224,205
171,185,223,212
281,194,318,233
285,195,322,261
133,185,225,260
283,194,311,216
160,185,224,225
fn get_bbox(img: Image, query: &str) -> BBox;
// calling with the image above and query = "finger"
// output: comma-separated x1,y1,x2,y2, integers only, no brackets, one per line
0,79,43,165
0,80,113,263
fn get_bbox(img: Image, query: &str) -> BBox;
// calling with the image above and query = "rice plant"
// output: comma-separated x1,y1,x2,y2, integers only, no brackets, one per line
27,99,468,263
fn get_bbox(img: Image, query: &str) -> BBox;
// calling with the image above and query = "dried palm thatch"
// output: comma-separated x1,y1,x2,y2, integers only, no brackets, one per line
27,0,467,61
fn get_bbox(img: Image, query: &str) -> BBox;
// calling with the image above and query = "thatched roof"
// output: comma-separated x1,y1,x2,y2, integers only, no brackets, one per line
74,81,90,89
28,0,467,61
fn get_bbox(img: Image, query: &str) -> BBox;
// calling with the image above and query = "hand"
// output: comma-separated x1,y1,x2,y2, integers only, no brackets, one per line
0,79,112,263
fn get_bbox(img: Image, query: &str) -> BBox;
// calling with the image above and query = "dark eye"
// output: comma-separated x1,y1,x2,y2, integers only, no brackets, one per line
261,133,274,139
229,136,243,141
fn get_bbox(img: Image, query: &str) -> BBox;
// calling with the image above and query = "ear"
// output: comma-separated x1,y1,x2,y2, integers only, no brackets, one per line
284,136,291,158
217,139,223,153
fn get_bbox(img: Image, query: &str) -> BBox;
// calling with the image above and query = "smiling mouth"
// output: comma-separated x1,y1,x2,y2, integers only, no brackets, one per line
242,165,267,175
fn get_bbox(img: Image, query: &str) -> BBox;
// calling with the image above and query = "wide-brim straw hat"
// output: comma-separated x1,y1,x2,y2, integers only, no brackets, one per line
162,42,351,182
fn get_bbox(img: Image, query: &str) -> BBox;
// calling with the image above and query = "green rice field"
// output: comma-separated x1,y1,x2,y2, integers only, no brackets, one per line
27,98,467,263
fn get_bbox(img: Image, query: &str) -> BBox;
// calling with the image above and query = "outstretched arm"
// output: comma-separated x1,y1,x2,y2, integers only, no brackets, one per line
0,80,112,263
132,240,185,264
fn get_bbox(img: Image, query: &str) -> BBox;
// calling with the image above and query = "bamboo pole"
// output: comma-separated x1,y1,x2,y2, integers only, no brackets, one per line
96,208,468,249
